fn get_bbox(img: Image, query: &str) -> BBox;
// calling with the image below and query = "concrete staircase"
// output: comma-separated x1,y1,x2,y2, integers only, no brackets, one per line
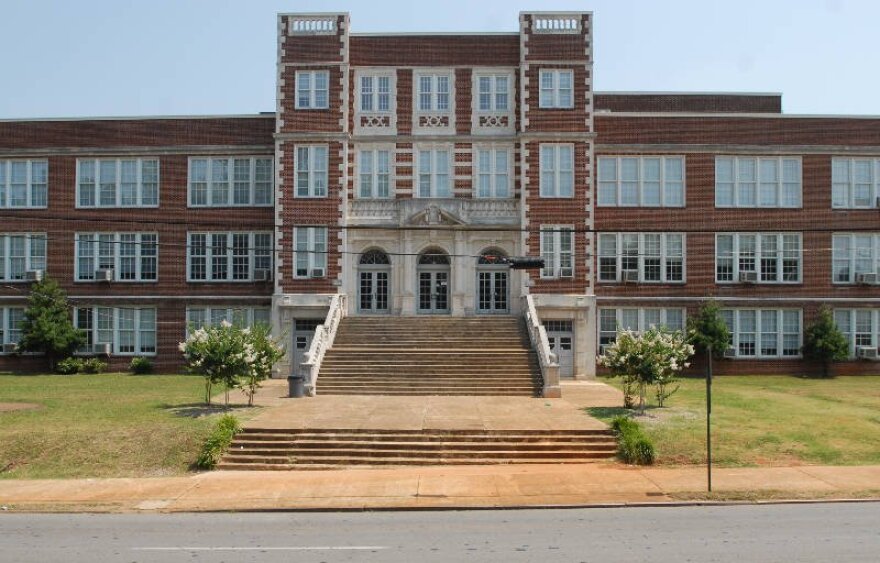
316,317,542,396
217,428,617,470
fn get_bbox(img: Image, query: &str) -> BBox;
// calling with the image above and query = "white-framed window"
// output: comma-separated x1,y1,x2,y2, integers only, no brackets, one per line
599,308,686,348
76,158,158,208
186,307,271,333
295,145,328,198
721,309,801,358
415,147,452,198
474,73,510,111
715,156,801,208
832,233,880,284
295,70,329,109
0,307,26,350
357,148,393,198
540,226,574,279
715,233,801,284
358,74,393,113
598,233,685,283
293,226,328,278
415,73,452,112
0,233,47,281
75,233,157,282
538,69,573,109
188,157,272,207
187,232,272,282
832,158,880,208
834,309,880,357
598,156,684,207
0,160,48,208
539,144,574,198
74,307,156,356
474,146,511,198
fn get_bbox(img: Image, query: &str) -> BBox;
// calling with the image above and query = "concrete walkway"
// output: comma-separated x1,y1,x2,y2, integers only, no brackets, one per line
1,464,878,512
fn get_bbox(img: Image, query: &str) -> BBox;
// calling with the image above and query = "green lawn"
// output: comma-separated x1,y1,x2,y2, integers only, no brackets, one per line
588,376,880,467
0,373,254,479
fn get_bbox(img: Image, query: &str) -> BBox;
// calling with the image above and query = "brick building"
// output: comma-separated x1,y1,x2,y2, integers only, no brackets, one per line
1,11,878,379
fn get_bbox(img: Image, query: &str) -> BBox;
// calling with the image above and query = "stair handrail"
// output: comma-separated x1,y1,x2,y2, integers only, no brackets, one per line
301,293,347,395
522,294,561,398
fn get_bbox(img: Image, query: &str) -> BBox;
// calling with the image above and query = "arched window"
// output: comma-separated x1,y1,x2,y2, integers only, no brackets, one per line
359,249,390,265
478,247,508,265
418,248,450,266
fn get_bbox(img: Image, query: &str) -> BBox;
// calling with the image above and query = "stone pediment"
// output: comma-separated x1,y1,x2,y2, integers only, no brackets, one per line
403,203,467,227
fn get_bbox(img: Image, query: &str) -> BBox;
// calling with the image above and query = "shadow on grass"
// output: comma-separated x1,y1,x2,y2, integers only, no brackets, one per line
586,405,668,421
158,402,254,418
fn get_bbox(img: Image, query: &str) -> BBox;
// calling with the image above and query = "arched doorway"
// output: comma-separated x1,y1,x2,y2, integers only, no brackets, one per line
476,248,510,314
358,249,391,313
417,247,451,314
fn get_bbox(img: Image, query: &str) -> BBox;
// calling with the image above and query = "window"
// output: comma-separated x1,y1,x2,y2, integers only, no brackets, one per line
540,226,574,279
538,69,573,109
715,233,801,283
832,233,880,283
74,307,156,355
416,147,451,198
357,148,392,198
75,233,157,282
294,227,328,278
187,232,271,282
76,159,158,208
598,156,684,207
186,307,270,333
359,74,393,113
295,146,328,198
0,160,47,208
834,309,880,357
721,309,801,358
188,157,272,206
715,157,801,208
599,308,686,348
0,234,47,281
295,70,329,109
416,73,451,112
475,74,510,111
0,307,26,351
474,147,510,198
832,158,880,208
598,233,684,283
539,144,574,197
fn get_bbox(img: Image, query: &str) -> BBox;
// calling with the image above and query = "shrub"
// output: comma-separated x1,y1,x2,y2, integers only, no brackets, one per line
611,415,656,465
18,276,87,371
56,357,84,375
802,305,850,378
81,357,107,374
195,414,241,470
129,356,153,375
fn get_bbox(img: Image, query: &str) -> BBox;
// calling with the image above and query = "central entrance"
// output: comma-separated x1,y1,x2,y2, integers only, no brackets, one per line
476,249,510,314
417,247,451,314
358,249,390,313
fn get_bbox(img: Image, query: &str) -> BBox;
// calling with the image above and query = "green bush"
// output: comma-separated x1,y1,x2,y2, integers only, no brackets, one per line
611,415,656,465
81,357,107,374
129,356,153,375
56,357,84,375
195,414,241,470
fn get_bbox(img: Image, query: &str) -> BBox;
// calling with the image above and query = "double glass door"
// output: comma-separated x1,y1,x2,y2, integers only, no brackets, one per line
418,270,449,314
477,270,509,313
359,270,389,313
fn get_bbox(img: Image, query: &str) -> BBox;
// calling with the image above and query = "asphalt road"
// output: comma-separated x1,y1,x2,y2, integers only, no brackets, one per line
1,503,878,562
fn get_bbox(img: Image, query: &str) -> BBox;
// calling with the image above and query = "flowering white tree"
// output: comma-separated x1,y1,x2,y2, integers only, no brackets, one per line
598,327,695,412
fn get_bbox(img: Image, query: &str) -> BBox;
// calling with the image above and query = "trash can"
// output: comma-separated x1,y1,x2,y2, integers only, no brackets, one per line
287,374,305,398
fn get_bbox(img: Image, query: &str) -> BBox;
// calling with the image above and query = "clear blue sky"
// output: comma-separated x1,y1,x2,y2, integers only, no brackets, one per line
1,0,877,118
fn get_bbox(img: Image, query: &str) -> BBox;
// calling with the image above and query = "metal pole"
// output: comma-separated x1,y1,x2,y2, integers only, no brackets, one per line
707,344,713,493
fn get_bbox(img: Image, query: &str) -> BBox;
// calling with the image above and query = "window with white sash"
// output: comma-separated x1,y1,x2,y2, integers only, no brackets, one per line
539,144,574,198
834,309,880,357
599,308,686,348
598,233,684,283
598,156,684,207
832,233,880,284
75,233,157,282
0,233,47,281
186,307,271,333
0,160,48,208
538,69,573,108
295,146,328,198
293,227,328,278
415,73,452,112
188,157,272,206
77,158,158,208
715,233,801,283
415,147,451,198
187,232,272,282
832,158,880,208
0,307,25,350
540,226,574,279
357,148,392,198
295,71,329,109
358,74,393,113
474,146,510,198
474,74,510,111
720,309,801,358
715,156,801,208
74,307,156,356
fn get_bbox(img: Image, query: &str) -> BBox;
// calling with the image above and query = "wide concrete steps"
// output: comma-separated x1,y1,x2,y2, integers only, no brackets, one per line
217,429,617,470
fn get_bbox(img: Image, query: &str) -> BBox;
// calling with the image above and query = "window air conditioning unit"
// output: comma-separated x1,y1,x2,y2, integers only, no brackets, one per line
622,270,639,283
93,343,112,356
739,271,758,283
253,269,272,282
857,346,878,360
2,343,18,354
25,269,44,282
855,273,878,286
95,268,115,282
310,268,326,278
723,347,737,358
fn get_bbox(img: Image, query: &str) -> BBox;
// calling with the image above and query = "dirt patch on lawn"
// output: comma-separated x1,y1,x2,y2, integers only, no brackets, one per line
0,402,41,413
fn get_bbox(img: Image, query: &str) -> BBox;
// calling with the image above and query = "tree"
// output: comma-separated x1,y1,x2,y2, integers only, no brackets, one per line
687,301,731,360
802,306,849,378
240,323,285,407
17,277,86,371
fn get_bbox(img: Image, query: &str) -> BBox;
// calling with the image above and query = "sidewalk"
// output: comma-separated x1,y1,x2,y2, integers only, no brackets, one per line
1,463,878,513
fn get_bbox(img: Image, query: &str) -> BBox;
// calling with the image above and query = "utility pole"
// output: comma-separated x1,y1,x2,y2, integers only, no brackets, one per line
706,344,713,492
